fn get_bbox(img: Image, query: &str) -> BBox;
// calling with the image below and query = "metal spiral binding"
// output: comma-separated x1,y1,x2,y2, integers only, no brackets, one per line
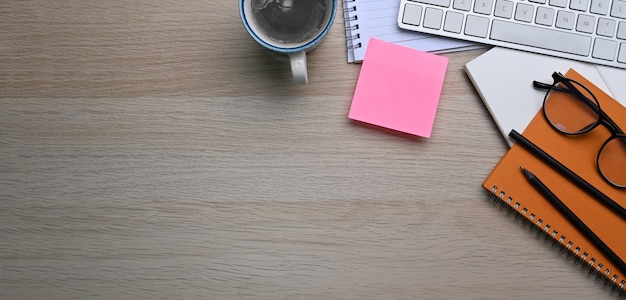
488,185,626,295
342,0,362,61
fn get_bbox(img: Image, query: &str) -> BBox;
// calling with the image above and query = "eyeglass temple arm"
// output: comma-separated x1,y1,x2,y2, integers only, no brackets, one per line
532,81,552,90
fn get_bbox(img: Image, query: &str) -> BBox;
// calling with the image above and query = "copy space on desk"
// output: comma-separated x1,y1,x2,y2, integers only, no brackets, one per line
348,38,449,138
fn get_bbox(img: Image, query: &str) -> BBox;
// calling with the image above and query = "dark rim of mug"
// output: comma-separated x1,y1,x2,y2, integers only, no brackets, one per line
239,0,337,53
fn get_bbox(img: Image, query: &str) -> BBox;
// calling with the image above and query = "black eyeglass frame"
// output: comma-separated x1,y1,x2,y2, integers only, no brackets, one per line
533,72,626,189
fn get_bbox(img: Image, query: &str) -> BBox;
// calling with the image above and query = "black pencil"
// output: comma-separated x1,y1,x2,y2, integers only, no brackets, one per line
509,129,626,221
520,166,626,276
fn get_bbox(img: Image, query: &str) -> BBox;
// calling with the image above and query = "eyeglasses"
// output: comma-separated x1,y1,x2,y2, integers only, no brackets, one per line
533,72,626,188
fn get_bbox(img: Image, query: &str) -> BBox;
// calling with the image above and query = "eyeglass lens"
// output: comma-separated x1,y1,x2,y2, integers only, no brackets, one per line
598,136,626,188
544,79,626,188
544,80,600,134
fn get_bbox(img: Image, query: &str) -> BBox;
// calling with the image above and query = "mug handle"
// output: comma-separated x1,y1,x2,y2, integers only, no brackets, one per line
288,51,308,85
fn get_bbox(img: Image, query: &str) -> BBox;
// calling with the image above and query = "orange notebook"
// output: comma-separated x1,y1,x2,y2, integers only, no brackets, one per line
483,69,626,292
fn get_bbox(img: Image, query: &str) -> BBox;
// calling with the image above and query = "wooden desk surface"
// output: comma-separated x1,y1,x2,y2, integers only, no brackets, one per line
0,1,621,299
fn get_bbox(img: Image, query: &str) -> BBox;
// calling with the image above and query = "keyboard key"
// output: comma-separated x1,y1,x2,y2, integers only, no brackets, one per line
515,3,535,22
474,0,494,14
570,0,589,11
556,10,576,29
592,38,617,60
536,7,556,25
577,14,596,33
597,18,617,36
618,21,626,38
453,0,472,11
444,11,465,32
403,4,424,26
619,43,626,62
590,0,611,15
494,0,514,18
424,7,444,29
409,0,451,7
611,0,626,18
465,15,490,37
490,19,592,55
550,0,568,8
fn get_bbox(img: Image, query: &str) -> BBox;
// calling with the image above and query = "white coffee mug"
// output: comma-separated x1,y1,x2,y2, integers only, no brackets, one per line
239,0,337,84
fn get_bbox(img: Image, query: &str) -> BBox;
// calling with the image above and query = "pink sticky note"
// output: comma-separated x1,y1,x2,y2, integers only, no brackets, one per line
348,38,449,138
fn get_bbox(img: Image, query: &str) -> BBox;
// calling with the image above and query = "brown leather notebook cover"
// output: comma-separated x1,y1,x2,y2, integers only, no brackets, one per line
483,69,626,292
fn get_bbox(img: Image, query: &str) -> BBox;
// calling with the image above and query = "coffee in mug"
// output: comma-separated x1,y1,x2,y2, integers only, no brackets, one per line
253,0,327,44
240,0,337,84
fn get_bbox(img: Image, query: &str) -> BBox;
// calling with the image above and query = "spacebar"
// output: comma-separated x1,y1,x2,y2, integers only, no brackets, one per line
490,20,591,56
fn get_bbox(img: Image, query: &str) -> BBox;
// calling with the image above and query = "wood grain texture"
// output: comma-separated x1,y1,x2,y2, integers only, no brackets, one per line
0,1,622,299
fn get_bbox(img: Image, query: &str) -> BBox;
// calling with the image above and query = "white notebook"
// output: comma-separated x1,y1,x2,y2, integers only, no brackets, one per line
464,47,626,146
343,0,477,63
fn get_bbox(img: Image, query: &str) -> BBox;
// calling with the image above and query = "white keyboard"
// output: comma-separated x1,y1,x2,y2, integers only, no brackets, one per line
398,0,626,69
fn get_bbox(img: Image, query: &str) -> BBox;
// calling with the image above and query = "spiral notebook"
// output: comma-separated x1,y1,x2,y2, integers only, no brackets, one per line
483,69,626,293
342,0,477,63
